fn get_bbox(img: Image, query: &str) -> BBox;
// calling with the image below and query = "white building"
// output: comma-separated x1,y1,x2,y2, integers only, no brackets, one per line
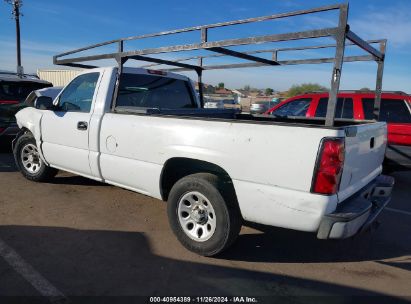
37,69,83,86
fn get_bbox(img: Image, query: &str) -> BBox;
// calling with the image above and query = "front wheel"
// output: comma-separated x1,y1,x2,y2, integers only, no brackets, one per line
167,173,242,256
13,133,58,182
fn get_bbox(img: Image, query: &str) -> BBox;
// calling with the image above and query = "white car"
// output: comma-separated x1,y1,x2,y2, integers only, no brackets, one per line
204,100,224,109
14,67,394,256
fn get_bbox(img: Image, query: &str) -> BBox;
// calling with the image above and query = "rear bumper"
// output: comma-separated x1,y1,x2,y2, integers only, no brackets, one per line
384,144,411,171
317,175,394,239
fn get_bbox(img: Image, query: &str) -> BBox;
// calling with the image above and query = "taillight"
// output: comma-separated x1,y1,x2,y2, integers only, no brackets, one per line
311,138,345,195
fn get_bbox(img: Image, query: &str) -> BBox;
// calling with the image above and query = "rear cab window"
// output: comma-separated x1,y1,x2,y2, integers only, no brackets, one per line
271,98,312,117
315,97,354,119
362,98,411,123
116,73,195,110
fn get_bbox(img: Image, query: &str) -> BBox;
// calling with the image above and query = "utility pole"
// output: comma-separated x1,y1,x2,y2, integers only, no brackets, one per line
5,0,23,76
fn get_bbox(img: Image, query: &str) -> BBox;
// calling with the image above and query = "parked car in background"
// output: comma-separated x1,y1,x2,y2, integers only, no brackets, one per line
204,99,241,111
204,99,224,109
250,100,281,114
0,72,52,140
250,101,269,114
266,91,411,172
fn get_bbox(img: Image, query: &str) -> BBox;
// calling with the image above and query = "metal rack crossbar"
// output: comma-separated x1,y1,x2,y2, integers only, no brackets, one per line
53,3,386,126
141,40,384,71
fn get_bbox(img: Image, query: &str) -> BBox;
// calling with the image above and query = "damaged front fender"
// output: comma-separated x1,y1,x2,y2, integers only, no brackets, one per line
15,107,48,165
15,107,43,141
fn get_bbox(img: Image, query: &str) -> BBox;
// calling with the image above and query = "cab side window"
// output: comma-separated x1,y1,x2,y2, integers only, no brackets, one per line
362,98,411,122
58,73,100,113
315,97,353,119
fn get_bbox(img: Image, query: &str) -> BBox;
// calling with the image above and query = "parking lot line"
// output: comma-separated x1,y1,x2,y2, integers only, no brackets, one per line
0,238,65,299
385,207,411,216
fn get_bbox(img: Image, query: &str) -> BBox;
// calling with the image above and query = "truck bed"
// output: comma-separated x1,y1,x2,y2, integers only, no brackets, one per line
114,107,374,129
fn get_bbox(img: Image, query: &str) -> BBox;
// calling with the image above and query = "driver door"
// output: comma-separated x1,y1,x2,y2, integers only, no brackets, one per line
41,72,101,177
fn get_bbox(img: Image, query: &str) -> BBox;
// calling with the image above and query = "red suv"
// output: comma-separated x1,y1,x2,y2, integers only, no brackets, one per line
266,91,411,172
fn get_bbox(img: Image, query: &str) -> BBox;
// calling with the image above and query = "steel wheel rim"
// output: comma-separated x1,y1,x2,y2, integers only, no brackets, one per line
177,191,217,242
20,143,42,174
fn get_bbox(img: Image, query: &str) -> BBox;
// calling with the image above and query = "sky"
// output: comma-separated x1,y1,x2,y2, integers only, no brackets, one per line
0,0,410,92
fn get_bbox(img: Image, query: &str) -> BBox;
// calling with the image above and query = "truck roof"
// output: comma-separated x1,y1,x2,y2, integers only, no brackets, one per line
301,90,409,96
291,91,411,99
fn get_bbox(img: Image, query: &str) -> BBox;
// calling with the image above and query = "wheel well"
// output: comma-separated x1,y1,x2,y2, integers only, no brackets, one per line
15,127,31,137
12,128,31,151
21,127,31,135
160,157,236,202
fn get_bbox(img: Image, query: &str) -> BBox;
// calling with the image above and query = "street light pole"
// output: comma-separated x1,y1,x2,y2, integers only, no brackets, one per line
5,0,23,76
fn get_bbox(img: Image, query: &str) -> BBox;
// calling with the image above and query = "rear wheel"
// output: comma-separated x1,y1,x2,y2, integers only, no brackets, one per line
167,173,242,256
13,133,58,182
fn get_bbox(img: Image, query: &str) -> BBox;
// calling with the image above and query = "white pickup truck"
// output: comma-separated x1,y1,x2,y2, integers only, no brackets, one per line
13,67,394,256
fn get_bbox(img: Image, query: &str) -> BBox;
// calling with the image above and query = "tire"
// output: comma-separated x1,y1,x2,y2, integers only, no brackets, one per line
13,133,58,182
167,173,242,256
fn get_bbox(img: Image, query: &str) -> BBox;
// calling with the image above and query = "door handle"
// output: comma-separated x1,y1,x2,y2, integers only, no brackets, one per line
77,121,88,130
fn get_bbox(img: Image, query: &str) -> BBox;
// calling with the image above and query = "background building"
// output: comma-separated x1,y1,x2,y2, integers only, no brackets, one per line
37,69,82,86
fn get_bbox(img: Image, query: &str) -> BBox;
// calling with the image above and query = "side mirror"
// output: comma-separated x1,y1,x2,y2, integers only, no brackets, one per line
35,96,54,110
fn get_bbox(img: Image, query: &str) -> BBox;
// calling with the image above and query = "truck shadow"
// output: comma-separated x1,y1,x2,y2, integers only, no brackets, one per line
0,225,407,302
49,174,109,187
219,219,411,267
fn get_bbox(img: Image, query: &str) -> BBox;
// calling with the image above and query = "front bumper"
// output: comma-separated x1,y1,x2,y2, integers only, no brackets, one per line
317,175,394,239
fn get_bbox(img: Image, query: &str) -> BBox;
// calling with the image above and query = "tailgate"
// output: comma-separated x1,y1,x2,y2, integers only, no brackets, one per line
338,122,387,202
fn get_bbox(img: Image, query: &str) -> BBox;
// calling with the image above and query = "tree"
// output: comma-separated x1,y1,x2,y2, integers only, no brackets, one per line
243,85,251,92
287,83,328,97
265,88,274,96
359,87,371,91
218,82,225,89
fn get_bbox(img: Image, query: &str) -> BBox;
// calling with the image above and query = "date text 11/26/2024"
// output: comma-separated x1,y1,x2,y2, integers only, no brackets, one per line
149,297,258,303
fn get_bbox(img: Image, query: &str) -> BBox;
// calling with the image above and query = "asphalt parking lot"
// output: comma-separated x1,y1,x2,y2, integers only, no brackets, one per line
0,140,410,302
